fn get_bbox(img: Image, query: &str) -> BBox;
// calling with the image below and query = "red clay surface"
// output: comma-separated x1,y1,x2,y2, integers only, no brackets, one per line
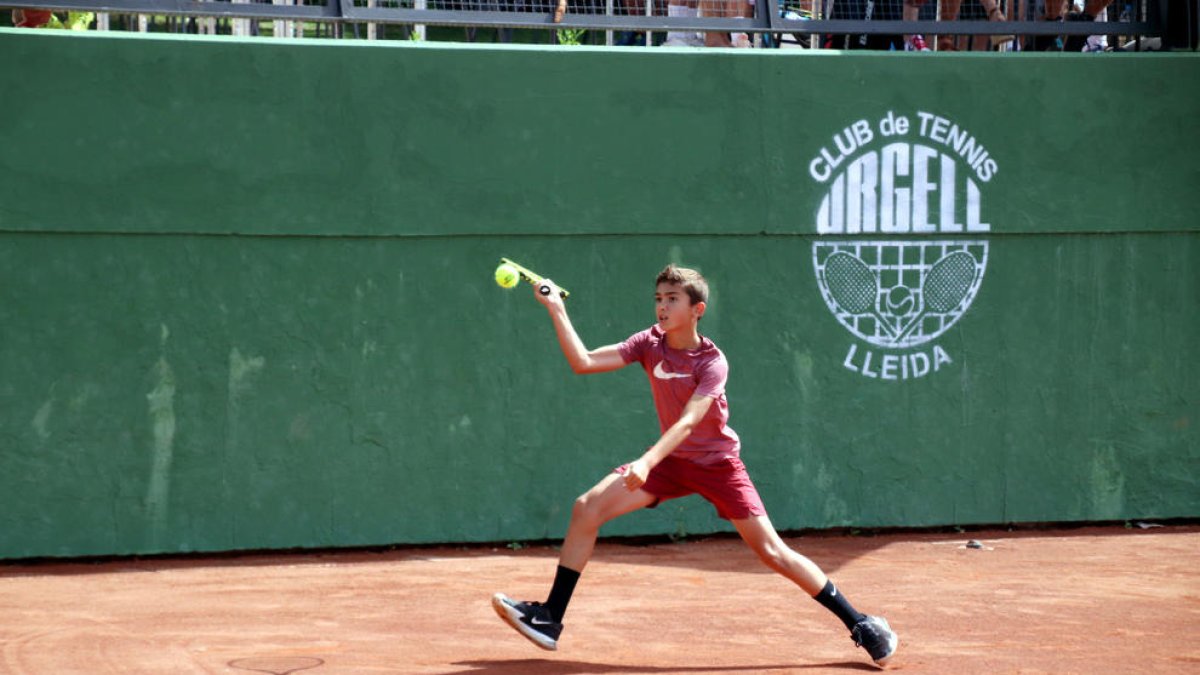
2,524,1198,674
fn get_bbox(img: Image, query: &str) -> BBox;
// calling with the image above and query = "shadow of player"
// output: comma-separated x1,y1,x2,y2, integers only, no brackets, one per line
446,658,879,673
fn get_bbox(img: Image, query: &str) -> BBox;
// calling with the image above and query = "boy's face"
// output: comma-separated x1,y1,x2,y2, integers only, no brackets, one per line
655,282,705,332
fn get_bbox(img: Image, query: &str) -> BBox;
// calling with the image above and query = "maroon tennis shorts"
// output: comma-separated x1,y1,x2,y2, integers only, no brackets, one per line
617,454,767,520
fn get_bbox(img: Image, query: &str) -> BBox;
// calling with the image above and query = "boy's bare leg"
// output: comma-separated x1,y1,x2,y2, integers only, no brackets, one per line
732,515,828,596
559,472,657,571
733,514,898,665
493,473,652,650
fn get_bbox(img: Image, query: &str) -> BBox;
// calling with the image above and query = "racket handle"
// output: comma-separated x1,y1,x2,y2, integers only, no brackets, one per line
537,283,569,300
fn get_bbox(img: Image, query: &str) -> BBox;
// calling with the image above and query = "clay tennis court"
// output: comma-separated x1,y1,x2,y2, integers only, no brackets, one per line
2,524,1197,674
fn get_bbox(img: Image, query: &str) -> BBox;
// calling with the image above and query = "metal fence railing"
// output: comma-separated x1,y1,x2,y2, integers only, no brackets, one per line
3,0,1188,49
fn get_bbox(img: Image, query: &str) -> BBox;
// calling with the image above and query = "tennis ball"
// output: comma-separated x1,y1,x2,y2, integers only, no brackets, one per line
494,263,519,289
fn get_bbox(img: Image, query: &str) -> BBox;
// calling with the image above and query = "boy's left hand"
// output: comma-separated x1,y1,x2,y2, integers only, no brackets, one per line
623,458,650,491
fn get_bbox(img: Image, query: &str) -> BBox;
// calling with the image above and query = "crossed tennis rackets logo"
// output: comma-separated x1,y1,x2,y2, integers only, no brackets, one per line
816,243,986,349
808,111,996,381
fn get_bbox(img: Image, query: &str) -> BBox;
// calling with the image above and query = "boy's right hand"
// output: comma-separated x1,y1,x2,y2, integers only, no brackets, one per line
534,278,565,310
623,458,650,491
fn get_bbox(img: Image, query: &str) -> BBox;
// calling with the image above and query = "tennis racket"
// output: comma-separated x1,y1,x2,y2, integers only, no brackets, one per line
500,257,570,299
822,251,895,338
895,250,978,342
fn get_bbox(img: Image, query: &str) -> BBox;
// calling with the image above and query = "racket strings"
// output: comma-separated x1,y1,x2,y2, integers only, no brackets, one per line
923,252,977,312
824,254,879,315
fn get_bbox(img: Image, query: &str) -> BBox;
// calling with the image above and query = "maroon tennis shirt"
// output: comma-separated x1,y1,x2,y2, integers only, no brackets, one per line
618,326,741,465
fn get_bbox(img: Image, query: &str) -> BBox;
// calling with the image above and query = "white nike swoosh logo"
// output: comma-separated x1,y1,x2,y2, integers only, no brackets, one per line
653,362,692,380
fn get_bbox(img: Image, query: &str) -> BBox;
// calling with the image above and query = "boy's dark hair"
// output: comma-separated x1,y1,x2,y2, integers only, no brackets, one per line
656,264,708,306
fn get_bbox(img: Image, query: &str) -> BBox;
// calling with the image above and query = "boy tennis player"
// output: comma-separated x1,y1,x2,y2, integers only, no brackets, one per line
493,264,898,667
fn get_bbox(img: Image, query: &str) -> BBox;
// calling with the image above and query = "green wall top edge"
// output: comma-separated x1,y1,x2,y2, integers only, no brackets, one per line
2,26,1198,59
3,226,1199,238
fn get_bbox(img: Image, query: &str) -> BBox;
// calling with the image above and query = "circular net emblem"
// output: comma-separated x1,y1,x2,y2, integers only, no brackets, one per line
813,240,988,349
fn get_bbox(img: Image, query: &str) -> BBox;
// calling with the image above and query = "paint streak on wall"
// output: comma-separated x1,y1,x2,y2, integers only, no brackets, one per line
146,325,177,546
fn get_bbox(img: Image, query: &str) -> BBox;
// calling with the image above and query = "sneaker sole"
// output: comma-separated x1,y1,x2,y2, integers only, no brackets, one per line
491,593,558,652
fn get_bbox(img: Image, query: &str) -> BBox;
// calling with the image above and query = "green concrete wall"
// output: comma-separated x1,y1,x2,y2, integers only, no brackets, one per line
1,29,1196,559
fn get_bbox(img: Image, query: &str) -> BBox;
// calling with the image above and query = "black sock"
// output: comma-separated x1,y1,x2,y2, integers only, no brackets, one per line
544,565,581,623
813,580,866,630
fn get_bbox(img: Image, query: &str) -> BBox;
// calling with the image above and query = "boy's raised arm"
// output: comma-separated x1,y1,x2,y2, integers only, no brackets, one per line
535,279,627,375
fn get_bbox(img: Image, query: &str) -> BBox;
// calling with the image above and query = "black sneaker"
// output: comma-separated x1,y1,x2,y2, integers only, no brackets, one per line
852,615,898,667
492,593,563,651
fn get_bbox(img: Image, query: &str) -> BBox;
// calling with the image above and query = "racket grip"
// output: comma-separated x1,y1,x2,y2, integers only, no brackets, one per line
537,283,569,300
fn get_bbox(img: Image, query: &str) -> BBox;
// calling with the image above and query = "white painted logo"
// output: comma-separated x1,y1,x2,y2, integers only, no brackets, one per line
653,361,692,380
810,111,995,381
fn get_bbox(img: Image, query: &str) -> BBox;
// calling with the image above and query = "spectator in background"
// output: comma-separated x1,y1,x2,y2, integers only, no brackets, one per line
1035,0,1111,50
662,0,704,46
903,0,1006,51
614,0,665,46
824,0,906,51
12,7,93,29
902,0,931,50
1079,1,1108,51
661,0,751,47
12,8,53,27
701,0,752,47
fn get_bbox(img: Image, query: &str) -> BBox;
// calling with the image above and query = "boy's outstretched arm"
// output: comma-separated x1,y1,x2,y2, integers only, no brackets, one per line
623,394,714,491
534,279,626,375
